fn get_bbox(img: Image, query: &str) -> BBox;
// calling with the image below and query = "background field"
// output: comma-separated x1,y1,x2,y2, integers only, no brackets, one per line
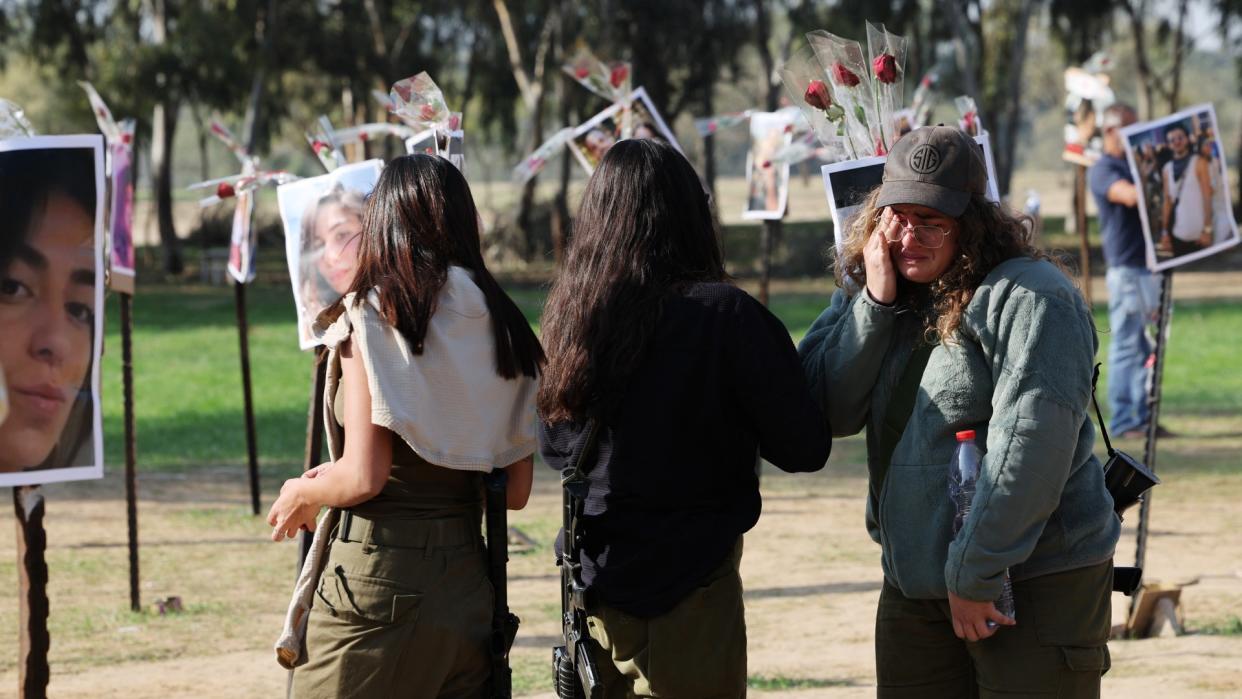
0,263,1240,697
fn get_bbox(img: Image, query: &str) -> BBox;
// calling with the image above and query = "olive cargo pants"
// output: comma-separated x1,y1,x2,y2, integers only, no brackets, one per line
876,560,1113,698
583,538,747,698
292,514,493,699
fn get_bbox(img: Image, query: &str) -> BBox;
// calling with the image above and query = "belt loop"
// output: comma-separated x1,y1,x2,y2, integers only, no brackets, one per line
360,518,377,555
422,521,441,559
338,510,354,543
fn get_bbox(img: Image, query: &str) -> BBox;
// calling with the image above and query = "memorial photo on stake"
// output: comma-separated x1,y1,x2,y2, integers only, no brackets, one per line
0,135,106,487
743,111,794,220
1120,103,1240,272
568,87,683,174
822,132,1001,253
278,159,383,349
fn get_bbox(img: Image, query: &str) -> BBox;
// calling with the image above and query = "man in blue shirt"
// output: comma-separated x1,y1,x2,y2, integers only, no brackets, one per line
1088,104,1168,438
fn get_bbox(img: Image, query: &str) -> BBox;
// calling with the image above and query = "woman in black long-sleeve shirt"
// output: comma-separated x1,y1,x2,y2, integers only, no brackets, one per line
539,140,831,698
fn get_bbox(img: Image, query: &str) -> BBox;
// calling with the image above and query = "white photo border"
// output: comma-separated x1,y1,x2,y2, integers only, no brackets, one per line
0,134,106,487
1119,102,1240,273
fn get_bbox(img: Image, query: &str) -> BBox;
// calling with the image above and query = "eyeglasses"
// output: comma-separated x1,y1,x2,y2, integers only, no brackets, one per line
875,213,950,249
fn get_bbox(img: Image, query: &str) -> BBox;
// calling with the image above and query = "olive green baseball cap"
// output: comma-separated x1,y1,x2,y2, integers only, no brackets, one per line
875,126,986,217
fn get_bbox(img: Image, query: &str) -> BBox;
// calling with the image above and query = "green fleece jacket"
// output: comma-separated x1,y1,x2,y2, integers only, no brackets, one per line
799,257,1120,601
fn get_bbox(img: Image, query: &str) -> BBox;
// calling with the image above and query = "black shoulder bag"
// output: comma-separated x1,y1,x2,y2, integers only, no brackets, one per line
552,419,604,699
1090,364,1161,595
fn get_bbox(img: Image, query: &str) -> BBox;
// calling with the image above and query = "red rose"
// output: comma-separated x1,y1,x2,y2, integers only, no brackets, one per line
358,131,369,142
574,66,590,80
311,140,328,154
216,182,235,200
804,79,832,111
872,54,898,84
419,104,437,121
120,133,132,145
875,138,887,156
609,64,629,89
448,113,461,130
830,62,860,88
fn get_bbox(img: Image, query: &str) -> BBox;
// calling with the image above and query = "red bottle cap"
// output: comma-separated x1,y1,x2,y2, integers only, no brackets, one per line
956,430,976,442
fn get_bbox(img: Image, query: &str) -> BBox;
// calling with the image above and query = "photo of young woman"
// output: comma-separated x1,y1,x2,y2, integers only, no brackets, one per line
0,135,105,486
277,160,383,349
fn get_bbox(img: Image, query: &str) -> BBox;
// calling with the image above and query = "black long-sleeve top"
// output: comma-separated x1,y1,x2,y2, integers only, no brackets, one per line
540,283,831,618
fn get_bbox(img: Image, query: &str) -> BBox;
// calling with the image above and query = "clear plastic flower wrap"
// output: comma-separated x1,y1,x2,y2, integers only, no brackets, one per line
694,110,754,138
330,123,419,147
563,46,629,104
513,127,576,184
865,21,907,151
806,30,881,157
388,72,451,132
0,99,35,138
910,70,941,128
305,116,347,172
777,44,852,157
955,95,982,136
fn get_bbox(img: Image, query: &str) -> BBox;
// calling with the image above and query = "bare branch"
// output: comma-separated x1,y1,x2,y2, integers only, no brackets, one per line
492,0,535,108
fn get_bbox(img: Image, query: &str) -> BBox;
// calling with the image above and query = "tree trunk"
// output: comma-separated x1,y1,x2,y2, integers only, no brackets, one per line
941,0,983,106
243,0,277,154
1123,0,1156,120
1167,0,1189,112
994,0,1037,199
551,17,573,267
152,100,182,274
147,0,182,274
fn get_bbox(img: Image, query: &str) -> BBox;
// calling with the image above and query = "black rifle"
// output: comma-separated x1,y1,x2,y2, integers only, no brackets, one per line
553,419,603,698
484,469,520,699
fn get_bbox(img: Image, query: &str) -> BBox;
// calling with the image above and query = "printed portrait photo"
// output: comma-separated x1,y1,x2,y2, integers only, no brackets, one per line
1121,104,1240,272
277,159,383,349
568,87,683,175
0,135,106,487
743,111,794,220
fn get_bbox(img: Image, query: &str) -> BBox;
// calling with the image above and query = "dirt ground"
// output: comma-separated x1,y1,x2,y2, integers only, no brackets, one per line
1,423,1239,698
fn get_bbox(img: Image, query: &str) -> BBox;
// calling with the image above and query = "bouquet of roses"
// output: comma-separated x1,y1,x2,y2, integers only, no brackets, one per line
807,30,886,157
778,44,852,158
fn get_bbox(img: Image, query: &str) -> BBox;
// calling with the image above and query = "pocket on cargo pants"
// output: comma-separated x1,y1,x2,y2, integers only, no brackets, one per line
293,564,423,699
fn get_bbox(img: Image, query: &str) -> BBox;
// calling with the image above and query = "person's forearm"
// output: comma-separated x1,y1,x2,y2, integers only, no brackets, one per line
298,458,387,509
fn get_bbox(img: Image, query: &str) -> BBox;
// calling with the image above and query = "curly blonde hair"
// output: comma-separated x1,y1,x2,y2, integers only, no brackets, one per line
835,190,1068,342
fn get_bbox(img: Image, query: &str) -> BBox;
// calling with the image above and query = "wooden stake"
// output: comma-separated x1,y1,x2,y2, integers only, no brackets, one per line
120,292,140,611
234,281,261,516
15,486,49,698
759,219,779,307
1074,164,1093,306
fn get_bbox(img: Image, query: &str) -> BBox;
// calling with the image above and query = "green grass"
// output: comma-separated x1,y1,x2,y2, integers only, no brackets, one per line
1194,616,1242,636
747,675,855,690
101,279,1242,476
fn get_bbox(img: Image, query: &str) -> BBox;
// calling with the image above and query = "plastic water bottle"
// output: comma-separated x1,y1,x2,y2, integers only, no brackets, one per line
949,429,1016,622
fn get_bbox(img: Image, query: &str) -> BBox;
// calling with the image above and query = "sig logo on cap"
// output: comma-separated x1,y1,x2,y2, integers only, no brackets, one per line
908,144,942,174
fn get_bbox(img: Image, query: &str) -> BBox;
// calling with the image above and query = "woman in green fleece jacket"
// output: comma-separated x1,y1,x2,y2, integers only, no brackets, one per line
800,126,1120,698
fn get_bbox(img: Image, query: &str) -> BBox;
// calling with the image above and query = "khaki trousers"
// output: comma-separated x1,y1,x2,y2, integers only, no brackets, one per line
292,514,492,699
584,538,747,699
875,561,1113,698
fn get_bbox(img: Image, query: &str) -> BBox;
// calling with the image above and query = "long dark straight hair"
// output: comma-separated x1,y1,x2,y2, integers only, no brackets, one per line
538,139,725,423
333,154,543,379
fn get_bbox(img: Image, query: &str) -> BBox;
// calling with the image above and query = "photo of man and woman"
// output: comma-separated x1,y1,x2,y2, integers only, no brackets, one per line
1121,104,1239,272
